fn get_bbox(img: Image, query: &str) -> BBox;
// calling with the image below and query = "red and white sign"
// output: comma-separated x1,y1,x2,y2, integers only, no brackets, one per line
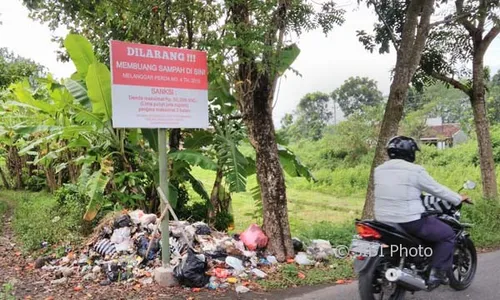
110,40,208,128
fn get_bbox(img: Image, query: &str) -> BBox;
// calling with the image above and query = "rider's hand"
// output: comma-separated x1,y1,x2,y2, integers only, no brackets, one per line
461,194,471,203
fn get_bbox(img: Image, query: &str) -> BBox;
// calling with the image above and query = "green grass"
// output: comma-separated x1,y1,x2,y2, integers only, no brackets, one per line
187,167,364,235
0,190,85,253
260,259,354,289
0,199,8,234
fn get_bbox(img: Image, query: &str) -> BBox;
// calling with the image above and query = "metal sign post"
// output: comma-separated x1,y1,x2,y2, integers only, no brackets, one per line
158,128,170,266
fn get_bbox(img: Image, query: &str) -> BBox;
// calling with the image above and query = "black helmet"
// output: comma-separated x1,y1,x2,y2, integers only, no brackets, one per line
386,136,420,163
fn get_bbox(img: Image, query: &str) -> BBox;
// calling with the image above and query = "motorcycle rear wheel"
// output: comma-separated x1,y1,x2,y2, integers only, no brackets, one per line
358,256,406,300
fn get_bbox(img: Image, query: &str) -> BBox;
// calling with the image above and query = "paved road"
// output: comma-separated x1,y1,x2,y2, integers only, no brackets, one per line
282,249,500,300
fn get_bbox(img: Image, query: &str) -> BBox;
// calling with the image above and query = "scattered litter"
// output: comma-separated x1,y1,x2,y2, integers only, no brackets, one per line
215,268,230,278
225,256,245,272
266,255,278,264
83,273,96,281
251,268,267,279
113,215,133,229
295,252,313,265
292,237,304,253
227,277,238,284
307,239,335,261
51,277,68,285
94,239,116,256
36,210,348,294
60,267,74,278
236,285,250,294
141,277,154,285
194,222,211,235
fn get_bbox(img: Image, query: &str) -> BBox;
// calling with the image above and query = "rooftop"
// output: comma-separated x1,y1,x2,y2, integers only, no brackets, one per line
421,123,461,140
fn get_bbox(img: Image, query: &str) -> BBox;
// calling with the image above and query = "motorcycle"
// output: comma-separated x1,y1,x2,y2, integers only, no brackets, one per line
350,180,478,300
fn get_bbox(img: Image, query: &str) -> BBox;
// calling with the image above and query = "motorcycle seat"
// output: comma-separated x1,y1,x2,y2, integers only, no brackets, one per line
380,221,424,245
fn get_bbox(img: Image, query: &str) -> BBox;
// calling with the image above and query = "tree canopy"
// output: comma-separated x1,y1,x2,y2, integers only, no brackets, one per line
331,76,384,117
0,48,45,89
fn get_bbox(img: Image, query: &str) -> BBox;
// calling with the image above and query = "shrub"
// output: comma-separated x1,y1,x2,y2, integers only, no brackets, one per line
11,192,85,252
298,221,355,248
463,198,500,248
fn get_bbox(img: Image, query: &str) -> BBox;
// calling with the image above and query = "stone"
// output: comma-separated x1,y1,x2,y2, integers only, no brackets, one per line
83,273,96,281
140,277,153,285
61,257,70,265
35,257,47,269
92,266,102,274
100,279,111,286
61,267,74,278
153,267,179,287
51,277,68,285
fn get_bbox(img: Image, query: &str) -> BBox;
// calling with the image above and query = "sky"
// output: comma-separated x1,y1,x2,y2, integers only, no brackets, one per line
1,0,499,127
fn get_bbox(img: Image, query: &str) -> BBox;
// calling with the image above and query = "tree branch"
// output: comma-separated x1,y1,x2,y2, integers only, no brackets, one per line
369,0,399,51
409,0,434,77
429,12,471,27
455,0,477,36
266,0,289,106
477,0,487,32
482,25,500,52
431,71,471,95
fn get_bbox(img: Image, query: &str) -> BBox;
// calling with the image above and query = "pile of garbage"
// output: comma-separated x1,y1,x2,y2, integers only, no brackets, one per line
35,210,343,293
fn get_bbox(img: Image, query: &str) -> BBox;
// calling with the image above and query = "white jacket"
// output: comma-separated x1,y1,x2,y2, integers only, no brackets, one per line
374,159,462,223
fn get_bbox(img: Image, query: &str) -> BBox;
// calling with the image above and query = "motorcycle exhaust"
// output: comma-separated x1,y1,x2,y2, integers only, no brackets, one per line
385,267,427,291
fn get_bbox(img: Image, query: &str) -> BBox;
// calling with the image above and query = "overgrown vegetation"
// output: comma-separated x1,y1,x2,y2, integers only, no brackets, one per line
261,259,354,289
5,191,85,252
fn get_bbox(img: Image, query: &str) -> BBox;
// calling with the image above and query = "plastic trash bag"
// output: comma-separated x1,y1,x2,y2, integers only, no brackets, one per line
113,214,133,229
136,236,160,261
173,248,210,288
239,224,268,251
194,222,211,235
295,252,313,265
110,227,131,244
225,256,245,272
128,210,144,224
292,237,304,253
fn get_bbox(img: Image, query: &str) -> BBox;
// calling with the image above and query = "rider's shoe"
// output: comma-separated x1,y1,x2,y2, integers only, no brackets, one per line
427,268,449,290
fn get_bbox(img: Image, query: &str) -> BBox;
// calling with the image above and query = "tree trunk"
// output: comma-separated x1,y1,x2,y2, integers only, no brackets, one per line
471,53,498,199
7,146,24,190
208,168,224,223
363,0,435,218
0,167,11,189
230,0,294,261
244,91,294,261
363,79,410,218
45,167,57,193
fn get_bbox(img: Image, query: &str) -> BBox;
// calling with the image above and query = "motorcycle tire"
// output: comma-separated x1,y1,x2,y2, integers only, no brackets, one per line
448,236,477,291
358,256,406,300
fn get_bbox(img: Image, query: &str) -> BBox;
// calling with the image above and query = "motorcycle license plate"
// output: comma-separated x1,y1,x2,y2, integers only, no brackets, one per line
350,239,381,257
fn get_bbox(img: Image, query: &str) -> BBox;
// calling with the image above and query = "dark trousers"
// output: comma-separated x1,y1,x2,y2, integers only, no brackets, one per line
400,216,456,271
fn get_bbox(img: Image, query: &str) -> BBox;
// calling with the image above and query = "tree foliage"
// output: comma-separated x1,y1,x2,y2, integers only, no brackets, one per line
0,48,45,89
280,92,332,141
23,0,221,63
331,76,384,117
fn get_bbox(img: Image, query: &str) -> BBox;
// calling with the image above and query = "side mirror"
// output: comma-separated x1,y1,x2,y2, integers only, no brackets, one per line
463,180,476,190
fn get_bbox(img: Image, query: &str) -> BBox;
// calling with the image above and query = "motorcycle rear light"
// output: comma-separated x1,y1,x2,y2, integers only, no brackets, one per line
356,255,365,260
356,224,381,239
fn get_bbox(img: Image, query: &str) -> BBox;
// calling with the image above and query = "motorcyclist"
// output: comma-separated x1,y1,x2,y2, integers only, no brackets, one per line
374,136,470,289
